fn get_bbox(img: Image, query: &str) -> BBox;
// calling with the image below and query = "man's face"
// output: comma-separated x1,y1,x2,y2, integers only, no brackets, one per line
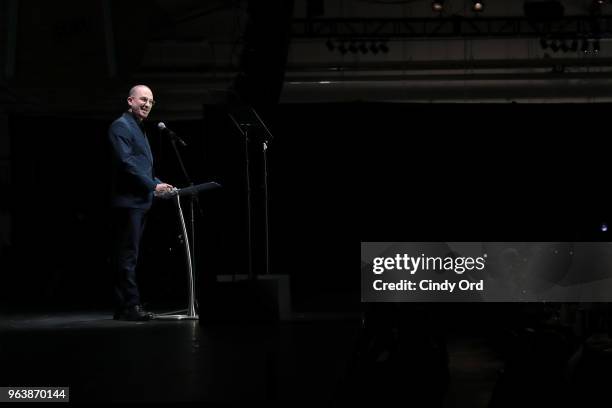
127,86,154,121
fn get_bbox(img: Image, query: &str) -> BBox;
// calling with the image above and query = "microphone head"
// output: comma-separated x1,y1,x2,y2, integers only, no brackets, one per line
157,122,167,130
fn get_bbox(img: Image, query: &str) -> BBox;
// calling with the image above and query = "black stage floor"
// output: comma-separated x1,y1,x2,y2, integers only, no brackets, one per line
0,310,502,406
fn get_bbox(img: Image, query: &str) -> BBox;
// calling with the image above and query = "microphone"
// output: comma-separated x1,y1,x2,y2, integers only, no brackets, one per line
158,122,187,147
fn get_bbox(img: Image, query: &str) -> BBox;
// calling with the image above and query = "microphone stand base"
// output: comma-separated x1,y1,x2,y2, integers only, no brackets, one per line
154,314,199,321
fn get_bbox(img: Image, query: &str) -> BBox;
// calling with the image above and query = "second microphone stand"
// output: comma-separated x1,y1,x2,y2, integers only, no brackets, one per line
228,107,273,280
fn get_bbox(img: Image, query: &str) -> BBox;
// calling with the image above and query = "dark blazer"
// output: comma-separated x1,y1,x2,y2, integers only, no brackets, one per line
108,112,161,209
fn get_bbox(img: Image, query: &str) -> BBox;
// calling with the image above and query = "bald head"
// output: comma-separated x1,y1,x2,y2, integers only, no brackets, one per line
127,85,154,121
128,85,152,98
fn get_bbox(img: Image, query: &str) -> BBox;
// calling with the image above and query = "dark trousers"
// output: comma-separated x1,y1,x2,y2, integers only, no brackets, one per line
111,207,148,310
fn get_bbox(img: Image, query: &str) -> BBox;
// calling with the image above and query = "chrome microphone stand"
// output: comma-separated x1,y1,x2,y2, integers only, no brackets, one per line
155,188,198,320
154,182,221,320
155,126,199,321
153,123,201,320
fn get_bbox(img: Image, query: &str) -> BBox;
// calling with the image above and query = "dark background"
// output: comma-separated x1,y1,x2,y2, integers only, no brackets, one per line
2,1,611,315
2,1,612,406
2,102,609,312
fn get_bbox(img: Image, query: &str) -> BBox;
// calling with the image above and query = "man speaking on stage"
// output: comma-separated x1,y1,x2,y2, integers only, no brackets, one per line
108,85,174,321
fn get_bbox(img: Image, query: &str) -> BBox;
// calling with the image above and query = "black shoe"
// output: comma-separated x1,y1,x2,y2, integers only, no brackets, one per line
115,305,154,321
138,305,156,319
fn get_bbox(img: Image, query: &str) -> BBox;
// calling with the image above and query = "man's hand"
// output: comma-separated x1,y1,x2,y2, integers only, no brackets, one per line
154,183,175,198
155,183,174,193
